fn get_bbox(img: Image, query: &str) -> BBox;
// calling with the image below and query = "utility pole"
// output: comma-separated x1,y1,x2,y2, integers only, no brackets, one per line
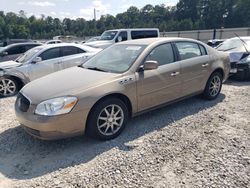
94,8,96,21
94,8,99,20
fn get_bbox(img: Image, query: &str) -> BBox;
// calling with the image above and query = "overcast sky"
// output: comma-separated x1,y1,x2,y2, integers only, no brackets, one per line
1,0,178,20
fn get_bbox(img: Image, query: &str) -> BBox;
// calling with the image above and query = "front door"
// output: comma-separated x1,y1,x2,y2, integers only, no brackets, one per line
136,43,182,112
28,47,62,81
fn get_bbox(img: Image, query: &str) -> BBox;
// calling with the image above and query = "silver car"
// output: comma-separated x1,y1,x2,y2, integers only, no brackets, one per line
0,43,101,97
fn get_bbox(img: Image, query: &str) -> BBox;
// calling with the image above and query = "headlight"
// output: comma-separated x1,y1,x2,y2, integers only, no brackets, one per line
239,56,250,64
35,96,78,116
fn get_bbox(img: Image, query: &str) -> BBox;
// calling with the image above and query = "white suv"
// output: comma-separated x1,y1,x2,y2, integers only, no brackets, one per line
85,28,160,49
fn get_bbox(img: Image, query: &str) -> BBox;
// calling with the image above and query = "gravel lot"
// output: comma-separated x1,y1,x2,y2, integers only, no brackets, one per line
0,80,249,188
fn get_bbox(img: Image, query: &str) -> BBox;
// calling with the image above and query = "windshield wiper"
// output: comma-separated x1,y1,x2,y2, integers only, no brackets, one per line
218,47,237,52
82,66,107,72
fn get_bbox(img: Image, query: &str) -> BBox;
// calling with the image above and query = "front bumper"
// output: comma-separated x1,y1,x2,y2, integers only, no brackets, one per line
15,95,89,140
230,62,250,80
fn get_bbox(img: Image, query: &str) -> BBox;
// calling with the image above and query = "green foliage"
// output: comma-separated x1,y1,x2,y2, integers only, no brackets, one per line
0,0,249,40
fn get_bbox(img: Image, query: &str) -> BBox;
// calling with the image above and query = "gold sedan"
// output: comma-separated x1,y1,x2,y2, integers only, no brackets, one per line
15,38,230,140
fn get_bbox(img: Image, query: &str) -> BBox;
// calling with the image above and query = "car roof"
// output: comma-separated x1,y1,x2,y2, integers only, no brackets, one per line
106,28,159,32
118,37,204,46
33,43,100,52
5,42,41,48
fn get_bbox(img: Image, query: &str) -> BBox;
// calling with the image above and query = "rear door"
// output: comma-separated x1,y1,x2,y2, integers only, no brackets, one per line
136,43,182,111
174,42,211,96
61,46,87,68
28,47,62,81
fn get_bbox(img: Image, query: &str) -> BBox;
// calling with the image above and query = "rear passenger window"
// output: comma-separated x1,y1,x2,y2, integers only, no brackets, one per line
146,43,174,66
62,46,85,56
40,48,60,61
131,30,158,40
175,42,202,60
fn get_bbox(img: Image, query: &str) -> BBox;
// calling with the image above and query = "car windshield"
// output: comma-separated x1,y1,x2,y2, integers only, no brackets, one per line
100,31,118,40
83,44,146,73
216,38,250,52
16,47,43,64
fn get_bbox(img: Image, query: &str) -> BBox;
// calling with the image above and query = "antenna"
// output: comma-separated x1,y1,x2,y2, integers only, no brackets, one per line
234,33,250,54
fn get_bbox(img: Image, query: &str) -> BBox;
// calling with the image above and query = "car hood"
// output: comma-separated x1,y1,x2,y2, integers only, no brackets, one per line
0,60,21,70
21,66,120,104
85,40,113,48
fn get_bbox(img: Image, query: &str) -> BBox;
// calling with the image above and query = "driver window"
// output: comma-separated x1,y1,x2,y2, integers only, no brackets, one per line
39,48,60,61
146,43,175,66
116,31,128,42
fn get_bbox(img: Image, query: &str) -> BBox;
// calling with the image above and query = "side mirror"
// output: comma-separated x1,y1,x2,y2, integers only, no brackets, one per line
32,57,42,64
140,60,159,71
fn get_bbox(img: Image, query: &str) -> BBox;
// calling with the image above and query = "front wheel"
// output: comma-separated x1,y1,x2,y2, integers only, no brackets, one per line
86,98,129,140
0,77,19,97
203,72,223,100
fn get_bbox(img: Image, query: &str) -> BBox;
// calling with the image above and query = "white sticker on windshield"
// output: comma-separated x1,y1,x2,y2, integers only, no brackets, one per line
126,46,142,51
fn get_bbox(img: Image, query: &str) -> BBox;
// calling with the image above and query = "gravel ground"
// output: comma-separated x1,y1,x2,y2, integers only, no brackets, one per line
0,80,249,188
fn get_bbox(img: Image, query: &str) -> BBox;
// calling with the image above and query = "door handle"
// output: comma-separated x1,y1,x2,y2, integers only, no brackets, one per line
171,72,180,77
202,63,209,67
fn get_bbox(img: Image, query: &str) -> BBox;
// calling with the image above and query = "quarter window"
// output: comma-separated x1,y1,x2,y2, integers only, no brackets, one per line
175,42,202,60
146,43,175,66
39,48,60,61
199,44,207,55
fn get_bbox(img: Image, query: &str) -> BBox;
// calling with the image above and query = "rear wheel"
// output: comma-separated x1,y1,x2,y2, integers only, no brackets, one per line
203,72,223,100
0,77,19,97
86,98,129,140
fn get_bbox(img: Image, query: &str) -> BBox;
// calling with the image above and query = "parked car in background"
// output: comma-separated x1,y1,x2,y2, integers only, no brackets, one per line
0,43,42,62
0,43,101,97
15,38,230,141
1,39,34,47
45,40,62,44
82,36,101,44
85,28,160,49
207,39,225,48
216,36,250,80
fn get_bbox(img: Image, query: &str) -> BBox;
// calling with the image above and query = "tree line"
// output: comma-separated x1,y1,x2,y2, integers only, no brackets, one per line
0,0,250,40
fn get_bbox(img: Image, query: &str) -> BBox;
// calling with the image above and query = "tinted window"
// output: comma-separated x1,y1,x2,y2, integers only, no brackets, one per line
62,46,85,57
175,42,202,60
39,48,60,61
116,31,128,42
131,30,158,40
6,46,22,55
25,44,39,51
146,43,174,66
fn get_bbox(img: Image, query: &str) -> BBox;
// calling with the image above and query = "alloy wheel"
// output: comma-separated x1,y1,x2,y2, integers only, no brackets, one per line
97,104,124,136
0,78,17,97
209,75,221,97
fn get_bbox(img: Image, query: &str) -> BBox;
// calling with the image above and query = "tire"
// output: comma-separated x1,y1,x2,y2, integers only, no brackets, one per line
86,97,129,140
203,72,223,100
0,77,19,97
